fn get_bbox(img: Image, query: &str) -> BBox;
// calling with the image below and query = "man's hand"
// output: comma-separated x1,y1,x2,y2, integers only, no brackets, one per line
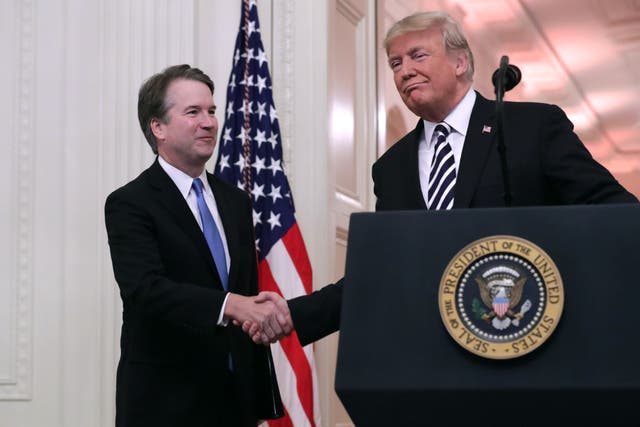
235,292,294,345
224,291,293,344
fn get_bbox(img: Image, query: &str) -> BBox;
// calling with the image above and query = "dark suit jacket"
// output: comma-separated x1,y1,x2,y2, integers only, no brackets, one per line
289,92,638,346
105,159,281,427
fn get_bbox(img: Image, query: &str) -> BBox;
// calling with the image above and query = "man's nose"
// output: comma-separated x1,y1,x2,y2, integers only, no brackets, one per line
401,64,416,79
201,113,216,128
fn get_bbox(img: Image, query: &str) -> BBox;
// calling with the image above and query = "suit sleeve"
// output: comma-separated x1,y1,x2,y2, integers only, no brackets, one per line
541,105,638,204
288,278,343,346
372,160,386,211
105,189,225,333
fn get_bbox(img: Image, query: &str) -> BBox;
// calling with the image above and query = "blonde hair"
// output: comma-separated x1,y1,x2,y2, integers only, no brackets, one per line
384,11,474,81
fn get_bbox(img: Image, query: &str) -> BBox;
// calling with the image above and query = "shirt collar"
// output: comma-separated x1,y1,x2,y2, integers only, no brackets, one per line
422,87,476,143
158,155,211,198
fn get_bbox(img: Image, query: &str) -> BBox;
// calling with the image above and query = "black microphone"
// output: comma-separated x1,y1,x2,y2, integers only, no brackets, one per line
492,60,521,92
492,55,521,208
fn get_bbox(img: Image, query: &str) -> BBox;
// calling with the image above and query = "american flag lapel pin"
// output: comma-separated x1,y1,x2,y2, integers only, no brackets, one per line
482,125,492,134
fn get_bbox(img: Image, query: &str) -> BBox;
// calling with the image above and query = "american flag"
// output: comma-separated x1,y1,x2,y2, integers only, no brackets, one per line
214,1,320,426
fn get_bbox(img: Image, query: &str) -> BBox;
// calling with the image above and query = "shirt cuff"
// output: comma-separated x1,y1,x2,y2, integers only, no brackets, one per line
217,293,230,326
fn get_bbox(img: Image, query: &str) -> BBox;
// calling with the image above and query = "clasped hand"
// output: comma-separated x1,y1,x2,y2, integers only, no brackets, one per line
225,291,293,345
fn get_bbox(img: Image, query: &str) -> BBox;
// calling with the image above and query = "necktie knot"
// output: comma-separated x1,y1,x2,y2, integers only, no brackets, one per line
192,177,205,196
434,123,450,144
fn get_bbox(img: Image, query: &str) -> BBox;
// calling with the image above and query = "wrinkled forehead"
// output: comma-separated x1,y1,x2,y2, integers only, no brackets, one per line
164,78,214,108
386,25,445,54
386,27,446,58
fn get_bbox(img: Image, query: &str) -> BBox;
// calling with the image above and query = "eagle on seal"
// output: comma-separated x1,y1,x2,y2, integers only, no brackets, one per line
475,266,527,330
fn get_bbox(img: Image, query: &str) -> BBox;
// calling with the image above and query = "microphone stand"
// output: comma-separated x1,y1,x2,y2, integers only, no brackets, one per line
494,55,512,207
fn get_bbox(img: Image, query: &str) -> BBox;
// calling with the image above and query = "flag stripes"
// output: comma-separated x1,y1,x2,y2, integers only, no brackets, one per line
214,1,320,426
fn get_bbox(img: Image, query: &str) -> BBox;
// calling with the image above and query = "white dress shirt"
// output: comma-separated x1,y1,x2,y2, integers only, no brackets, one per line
158,155,231,325
418,87,476,207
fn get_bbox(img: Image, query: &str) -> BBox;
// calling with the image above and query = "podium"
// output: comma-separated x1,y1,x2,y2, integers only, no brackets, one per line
335,204,640,426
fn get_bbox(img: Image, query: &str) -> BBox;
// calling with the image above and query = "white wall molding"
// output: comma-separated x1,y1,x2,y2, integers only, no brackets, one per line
0,0,35,401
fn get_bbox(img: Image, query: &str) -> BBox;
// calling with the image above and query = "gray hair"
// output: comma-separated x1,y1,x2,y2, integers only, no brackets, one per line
383,11,474,81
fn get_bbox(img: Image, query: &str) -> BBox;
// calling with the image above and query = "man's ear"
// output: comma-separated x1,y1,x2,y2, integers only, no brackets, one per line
454,51,469,77
150,118,164,141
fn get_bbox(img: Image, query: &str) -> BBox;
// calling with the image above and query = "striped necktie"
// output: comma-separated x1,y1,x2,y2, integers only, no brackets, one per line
427,123,456,210
192,178,229,291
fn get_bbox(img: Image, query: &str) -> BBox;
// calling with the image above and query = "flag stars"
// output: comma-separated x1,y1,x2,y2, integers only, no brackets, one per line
242,50,254,64
218,154,231,173
251,182,265,201
256,102,267,120
226,101,235,119
245,20,258,37
254,129,267,148
236,128,249,145
234,156,248,173
237,100,254,116
237,74,252,88
252,156,267,174
268,158,282,175
255,49,267,68
252,209,262,226
267,133,279,150
268,185,283,204
215,3,298,257
267,211,281,230
255,75,267,94
222,127,233,145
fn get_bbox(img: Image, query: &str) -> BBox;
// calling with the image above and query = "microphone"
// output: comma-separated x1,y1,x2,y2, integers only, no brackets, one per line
492,55,521,208
492,57,521,92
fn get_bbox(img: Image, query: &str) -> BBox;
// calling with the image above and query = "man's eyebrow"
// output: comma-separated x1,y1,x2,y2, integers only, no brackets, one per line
388,46,425,60
388,54,401,63
182,104,214,111
407,46,426,55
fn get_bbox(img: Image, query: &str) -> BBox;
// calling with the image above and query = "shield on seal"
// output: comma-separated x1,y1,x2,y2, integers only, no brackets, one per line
493,296,509,318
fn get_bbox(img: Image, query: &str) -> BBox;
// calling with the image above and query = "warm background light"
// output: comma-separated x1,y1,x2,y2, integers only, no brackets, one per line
378,0,640,197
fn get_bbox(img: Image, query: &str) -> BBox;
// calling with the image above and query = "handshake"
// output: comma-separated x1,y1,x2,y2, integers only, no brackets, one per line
225,291,294,345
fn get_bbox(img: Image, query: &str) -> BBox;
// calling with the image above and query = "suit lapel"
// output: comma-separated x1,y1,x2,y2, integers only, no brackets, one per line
406,121,428,210
454,92,497,208
147,160,222,286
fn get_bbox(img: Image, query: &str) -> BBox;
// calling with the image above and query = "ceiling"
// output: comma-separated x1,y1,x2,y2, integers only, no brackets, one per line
453,0,640,175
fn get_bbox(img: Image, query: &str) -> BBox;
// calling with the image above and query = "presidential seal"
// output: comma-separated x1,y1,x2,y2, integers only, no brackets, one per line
438,235,564,359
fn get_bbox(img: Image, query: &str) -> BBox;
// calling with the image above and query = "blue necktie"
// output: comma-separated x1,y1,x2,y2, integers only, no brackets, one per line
192,178,229,291
427,123,456,210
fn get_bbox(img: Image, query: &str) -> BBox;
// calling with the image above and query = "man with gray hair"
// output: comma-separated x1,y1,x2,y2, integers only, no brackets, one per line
246,11,637,346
